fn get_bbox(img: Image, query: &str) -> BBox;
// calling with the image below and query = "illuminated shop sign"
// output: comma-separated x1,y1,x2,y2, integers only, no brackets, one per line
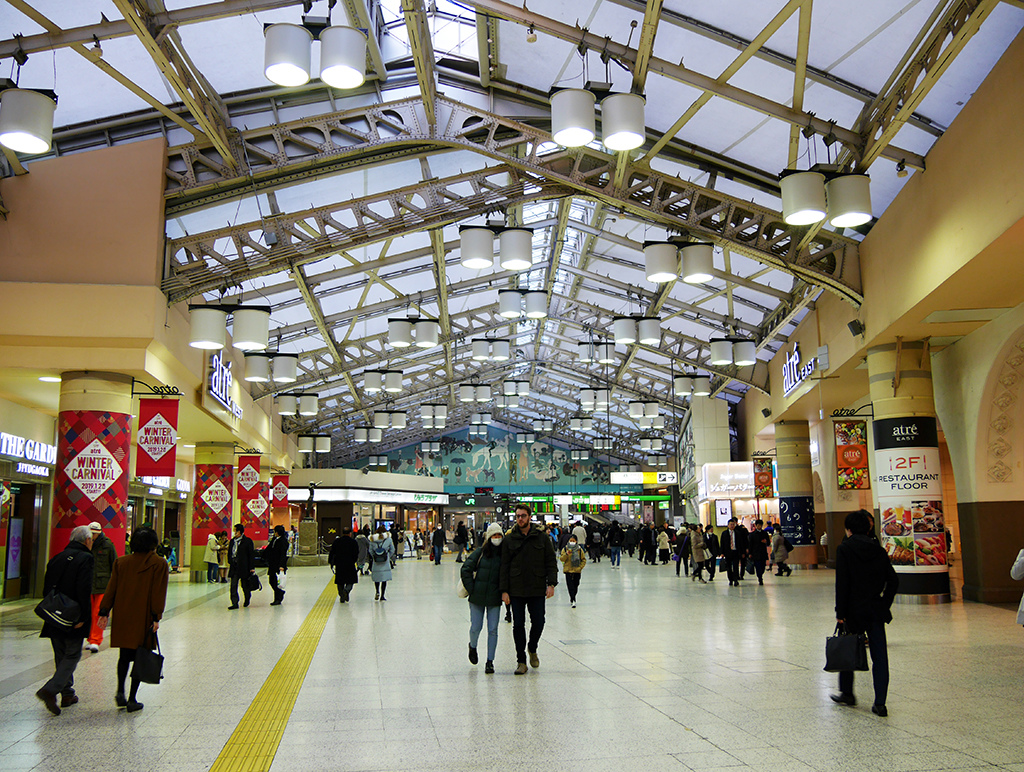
288,487,449,505
138,476,192,492
208,353,243,421
782,343,816,396
0,432,57,464
700,462,754,500
16,462,51,478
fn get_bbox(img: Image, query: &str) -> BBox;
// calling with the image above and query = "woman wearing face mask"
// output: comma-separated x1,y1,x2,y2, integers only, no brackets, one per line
460,523,505,674
560,535,587,608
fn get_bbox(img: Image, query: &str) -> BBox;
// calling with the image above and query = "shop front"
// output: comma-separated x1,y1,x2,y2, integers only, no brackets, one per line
696,462,780,529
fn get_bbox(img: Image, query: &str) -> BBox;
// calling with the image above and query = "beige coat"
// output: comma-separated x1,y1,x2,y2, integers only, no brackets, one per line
203,534,219,564
690,529,708,563
560,544,587,574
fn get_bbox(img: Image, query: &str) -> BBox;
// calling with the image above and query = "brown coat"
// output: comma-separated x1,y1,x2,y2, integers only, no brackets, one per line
100,551,169,650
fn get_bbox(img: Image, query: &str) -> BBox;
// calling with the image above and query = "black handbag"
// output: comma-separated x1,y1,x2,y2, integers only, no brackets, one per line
823,623,869,672
132,632,164,685
246,572,263,592
34,588,81,629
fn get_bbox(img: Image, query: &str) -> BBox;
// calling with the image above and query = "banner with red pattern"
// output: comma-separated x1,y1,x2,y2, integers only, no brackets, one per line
193,464,233,533
52,410,131,555
237,455,261,501
135,398,178,477
271,474,289,506
241,481,270,541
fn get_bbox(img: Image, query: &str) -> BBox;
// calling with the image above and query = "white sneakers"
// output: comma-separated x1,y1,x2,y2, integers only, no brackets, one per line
87,644,99,653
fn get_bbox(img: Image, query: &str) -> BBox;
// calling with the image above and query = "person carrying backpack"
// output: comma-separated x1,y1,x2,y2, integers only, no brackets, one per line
589,528,603,563
369,525,395,601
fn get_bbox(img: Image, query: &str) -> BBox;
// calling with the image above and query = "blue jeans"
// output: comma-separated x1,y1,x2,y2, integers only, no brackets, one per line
206,562,218,582
432,546,442,564
609,546,621,566
469,603,500,662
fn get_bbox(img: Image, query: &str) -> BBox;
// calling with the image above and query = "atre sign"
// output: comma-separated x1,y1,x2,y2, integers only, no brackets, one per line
782,343,817,396
204,353,243,427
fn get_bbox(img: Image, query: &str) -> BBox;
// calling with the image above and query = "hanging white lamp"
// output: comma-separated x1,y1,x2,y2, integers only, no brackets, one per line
710,340,734,366
384,370,403,393
264,23,313,87
475,384,492,402
644,401,659,418
681,243,714,284
277,394,298,415
644,242,678,283
733,340,757,367
318,26,366,90
826,173,872,228
640,437,652,451
298,393,319,416
414,319,439,348
652,415,665,429
550,88,596,147
596,343,616,364
673,376,693,396
595,389,610,408
460,226,494,269
490,339,511,362
570,417,582,430
544,419,554,432
272,353,298,383
0,89,56,154
578,341,594,363
581,388,596,408
693,377,712,397
368,427,383,442
391,411,407,430
498,290,523,319
629,401,645,419
459,384,476,403
189,306,228,350
505,395,519,408
354,427,368,443
580,417,593,431
231,307,270,351
373,411,389,429
651,438,663,451
499,228,534,271
388,318,413,348
780,170,827,226
637,317,661,346
601,93,646,151
297,435,314,453
314,435,332,453
472,339,490,361
364,370,383,393
517,381,530,397
243,353,271,382
434,404,448,420
613,317,637,345
524,291,548,319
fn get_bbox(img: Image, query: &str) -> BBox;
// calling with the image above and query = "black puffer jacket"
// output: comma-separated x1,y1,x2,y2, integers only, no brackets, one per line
499,524,558,596
461,545,502,607
835,534,899,633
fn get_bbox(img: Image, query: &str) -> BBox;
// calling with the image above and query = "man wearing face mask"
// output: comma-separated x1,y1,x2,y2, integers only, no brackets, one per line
500,504,558,675
460,523,506,674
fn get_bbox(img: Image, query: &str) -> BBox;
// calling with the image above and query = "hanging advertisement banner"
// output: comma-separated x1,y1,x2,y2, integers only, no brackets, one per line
237,455,261,501
873,416,947,577
135,398,179,477
52,410,132,555
753,458,775,498
241,482,270,541
834,419,870,490
193,463,233,553
272,474,289,506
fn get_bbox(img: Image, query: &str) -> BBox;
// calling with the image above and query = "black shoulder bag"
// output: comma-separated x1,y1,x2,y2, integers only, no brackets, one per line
823,622,869,672
34,559,81,629
132,631,164,685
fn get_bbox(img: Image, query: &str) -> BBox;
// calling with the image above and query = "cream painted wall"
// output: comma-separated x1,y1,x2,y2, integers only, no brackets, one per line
0,395,56,445
289,467,445,493
933,300,1024,504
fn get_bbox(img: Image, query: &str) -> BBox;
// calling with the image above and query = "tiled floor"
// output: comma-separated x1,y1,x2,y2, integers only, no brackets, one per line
1,554,1022,772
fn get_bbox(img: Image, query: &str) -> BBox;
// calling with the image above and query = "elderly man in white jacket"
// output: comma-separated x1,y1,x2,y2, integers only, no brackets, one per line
1012,549,1024,626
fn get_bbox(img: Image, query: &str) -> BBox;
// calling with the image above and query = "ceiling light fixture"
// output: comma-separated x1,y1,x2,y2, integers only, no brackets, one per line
550,88,596,147
680,243,714,284
499,228,534,271
825,173,872,228
601,93,645,151
780,169,827,226
644,241,678,283
499,289,523,318
0,88,57,154
319,26,366,89
264,23,314,87
460,225,494,270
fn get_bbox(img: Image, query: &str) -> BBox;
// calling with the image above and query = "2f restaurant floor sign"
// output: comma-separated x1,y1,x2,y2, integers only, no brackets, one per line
66,439,122,501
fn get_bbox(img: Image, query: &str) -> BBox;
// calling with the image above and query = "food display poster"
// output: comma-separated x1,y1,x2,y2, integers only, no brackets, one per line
873,416,947,573
834,419,870,490
753,458,775,498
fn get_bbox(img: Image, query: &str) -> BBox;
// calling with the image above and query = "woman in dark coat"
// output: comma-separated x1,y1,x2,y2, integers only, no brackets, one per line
266,525,289,606
97,527,169,713
461,523,505,674
328,526,360,602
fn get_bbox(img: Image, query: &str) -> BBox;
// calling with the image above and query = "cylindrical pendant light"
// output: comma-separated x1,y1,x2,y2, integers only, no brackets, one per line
277,394,297,415
318,26,366,90
388,318,413,348
651,438,663,451
693,377,712,397
475,384,491,402
638,416,652,428
681,243,714,284
244,353,271,382
570,417,582,430
637,317,660,346
629,401,644,419
780,170,827,226
613,317,637,345
644,401,659,418
354,427,368,443
368,427,382,442
298,393,319,416
640,437,652,451
580,417,593,431
674,376,693,395
231,307,270,351
503,381,517,396
434,404,448,419
644,242,677,283
315,435,332,453
595,388,610,408
544,419,554,432
189,306,228,350
384,370,403,393
420,404,434,420
601,93,646,151
517,381,529,397
505,395,519,408
364,370,383,393
422,414,435,429
272,353,298,383
264,23,313,87
414,319,439,348
550,88,596,147
498,290,523,318
596,343,616,364
710,340,734,366
499,228,533,271
652,416,665,429
391,411,407,429
733,340,757,367
459,384,476,402
373,411,389,429
826,173,872,228
580,388,596,407
490,339,510,362
0,89,57,154
472,339,490,361
297,435,314,453
578,341,594,363
460,226,494,269
524,291,548,319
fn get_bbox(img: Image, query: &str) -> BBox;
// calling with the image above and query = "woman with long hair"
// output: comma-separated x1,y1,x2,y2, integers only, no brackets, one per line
97,526,169,713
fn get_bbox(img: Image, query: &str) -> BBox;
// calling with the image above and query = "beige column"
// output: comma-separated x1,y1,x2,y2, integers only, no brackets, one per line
775,420,817,567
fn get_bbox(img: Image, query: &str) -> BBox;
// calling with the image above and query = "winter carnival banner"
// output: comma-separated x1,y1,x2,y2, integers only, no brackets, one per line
135,398,179,477
272,474,289,506
241,481,270,542
237,455,261,501
193,463,233,536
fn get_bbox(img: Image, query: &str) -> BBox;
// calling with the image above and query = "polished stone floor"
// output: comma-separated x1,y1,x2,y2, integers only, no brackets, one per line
1,552,1022,772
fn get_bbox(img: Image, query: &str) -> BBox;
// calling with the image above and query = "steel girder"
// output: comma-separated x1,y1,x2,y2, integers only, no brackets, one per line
163,96,863,305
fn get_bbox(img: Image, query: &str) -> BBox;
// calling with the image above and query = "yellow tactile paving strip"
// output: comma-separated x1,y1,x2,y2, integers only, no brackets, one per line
209,581,336,772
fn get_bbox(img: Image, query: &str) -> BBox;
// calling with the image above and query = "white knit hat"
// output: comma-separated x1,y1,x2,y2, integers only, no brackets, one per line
484,523,504,540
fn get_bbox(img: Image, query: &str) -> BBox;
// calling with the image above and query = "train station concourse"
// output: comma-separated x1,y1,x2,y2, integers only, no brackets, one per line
2,1,1024,771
